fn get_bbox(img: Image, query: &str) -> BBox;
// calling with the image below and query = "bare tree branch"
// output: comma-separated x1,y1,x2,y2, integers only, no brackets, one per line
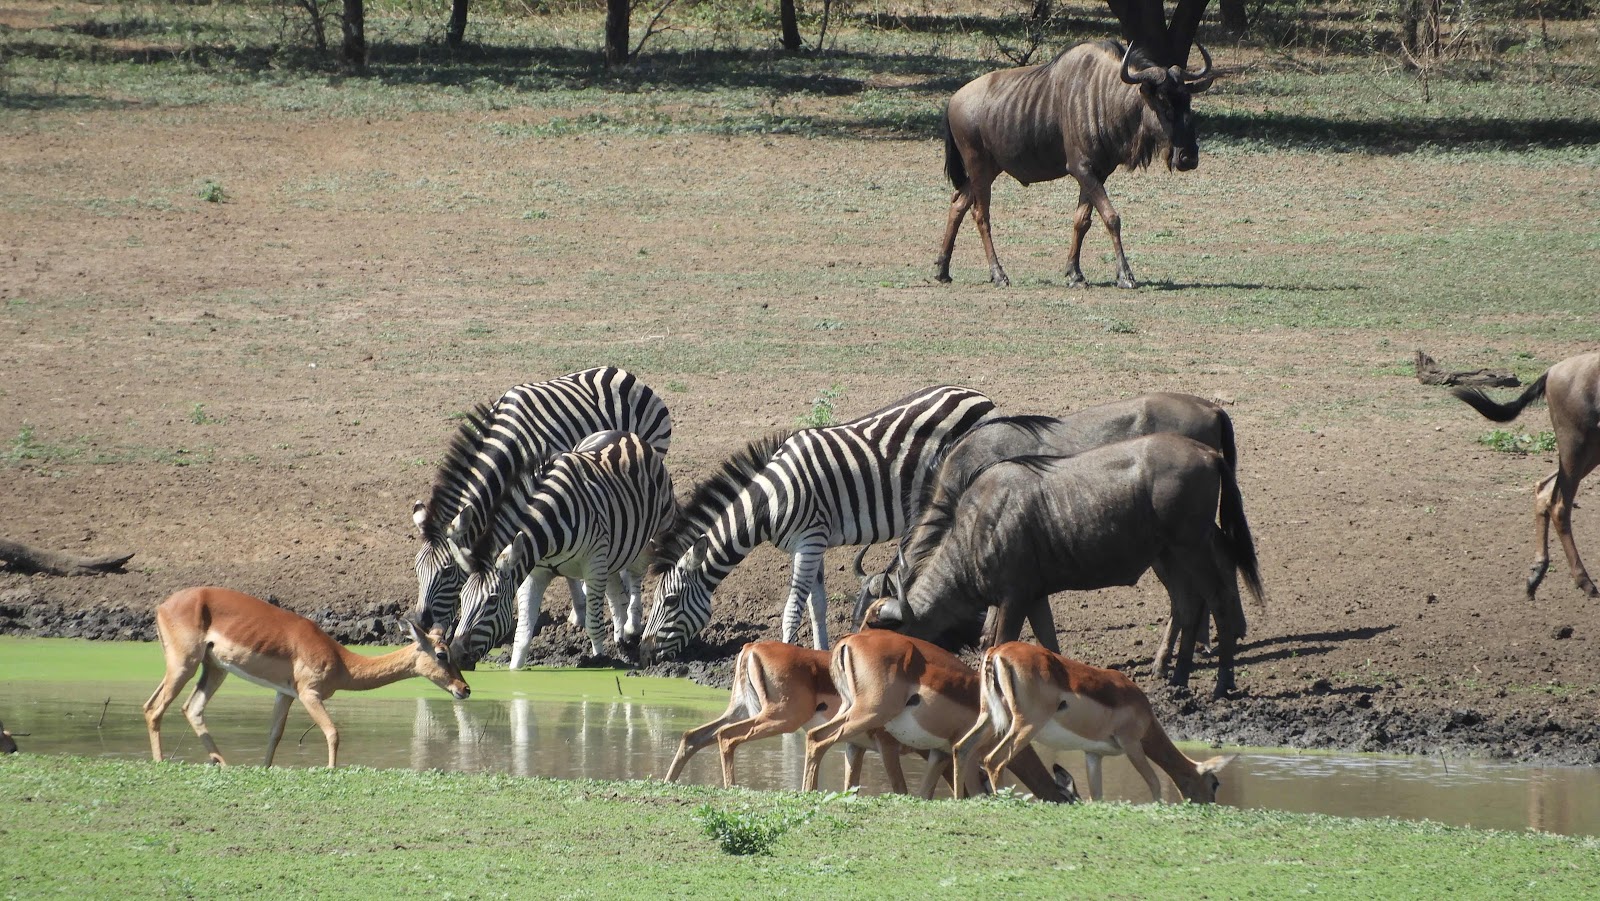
0,539,134,576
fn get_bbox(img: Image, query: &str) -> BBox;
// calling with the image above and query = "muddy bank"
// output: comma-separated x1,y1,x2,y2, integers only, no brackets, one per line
7,589,1596,768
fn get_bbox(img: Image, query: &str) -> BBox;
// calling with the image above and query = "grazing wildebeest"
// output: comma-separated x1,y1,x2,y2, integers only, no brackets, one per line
852,392,1236,675
867,433,1265,697
1452,351,1600,599
934,39,1214,289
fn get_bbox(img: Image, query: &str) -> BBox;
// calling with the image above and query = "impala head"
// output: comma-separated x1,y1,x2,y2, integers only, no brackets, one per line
639,535,713,665
413,503,464,631
406,619,471,700
1120,42,1213,173
1178,753,1236,803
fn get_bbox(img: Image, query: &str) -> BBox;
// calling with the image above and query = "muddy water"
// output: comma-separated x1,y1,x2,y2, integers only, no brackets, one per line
6,681,1596,837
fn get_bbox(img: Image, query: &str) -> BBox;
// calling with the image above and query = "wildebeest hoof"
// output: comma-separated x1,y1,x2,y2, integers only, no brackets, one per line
1116,275,1139,289
991,272,1011,288
1065,272,1088,288
933,269,953,284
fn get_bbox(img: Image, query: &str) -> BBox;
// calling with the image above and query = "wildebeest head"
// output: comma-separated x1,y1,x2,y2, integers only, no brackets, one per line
1119,43,1214,172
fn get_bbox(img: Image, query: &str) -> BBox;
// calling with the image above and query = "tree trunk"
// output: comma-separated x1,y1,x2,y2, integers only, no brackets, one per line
605,0,630,66
341,0,367,70
447,0,469,48
779,0,802,52
1218,0,1247,32
0,539,134,576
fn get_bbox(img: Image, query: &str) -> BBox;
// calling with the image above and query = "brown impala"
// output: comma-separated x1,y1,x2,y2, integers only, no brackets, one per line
144,586,470,767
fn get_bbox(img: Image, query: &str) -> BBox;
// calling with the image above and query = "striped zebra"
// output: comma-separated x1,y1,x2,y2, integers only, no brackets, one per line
637,385,995,664
411,367,672,633
452,431,677,668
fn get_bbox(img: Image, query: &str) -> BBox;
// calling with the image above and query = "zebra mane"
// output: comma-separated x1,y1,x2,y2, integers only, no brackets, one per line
462,455,559,573
419,402,496,543
901,451,1061,585
650,429,795,574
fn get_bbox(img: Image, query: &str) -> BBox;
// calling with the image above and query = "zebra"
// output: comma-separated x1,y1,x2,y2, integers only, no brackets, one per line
411,367,672,635
637,385,995,665
452,431,678,668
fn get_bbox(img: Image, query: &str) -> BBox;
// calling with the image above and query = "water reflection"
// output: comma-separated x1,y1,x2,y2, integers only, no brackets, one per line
5,684,1597,837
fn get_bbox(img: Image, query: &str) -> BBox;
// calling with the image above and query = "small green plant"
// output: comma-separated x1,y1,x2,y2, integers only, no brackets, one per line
198,179,226,203
695,804,794,856
189,403,220,425
1477,429,1557,454
797,385,844,429
6,424,84,466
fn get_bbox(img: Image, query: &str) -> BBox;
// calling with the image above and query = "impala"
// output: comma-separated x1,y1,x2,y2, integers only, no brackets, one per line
957,642,1234,803
803,628,1076,802
665,641,918,792
144,586,470,768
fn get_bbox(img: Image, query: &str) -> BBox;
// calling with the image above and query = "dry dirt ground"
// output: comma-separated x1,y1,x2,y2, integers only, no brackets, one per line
2,106,1597,765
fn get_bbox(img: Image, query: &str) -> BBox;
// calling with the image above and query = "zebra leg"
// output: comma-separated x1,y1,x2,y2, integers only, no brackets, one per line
781,539,827,648
565,577,586,629
510,569,556,671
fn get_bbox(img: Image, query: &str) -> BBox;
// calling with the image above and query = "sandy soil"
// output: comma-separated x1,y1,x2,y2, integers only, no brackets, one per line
2,106,1596,765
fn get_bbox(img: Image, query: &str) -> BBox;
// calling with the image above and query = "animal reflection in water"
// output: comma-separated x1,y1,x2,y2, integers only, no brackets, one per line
408,695,669,779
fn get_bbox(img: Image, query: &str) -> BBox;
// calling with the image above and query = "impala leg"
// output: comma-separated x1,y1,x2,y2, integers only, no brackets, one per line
665,717,726,784
297,691,339,768
804,706,889,792
510,570,556,670
1064,184,1094,287
263,692,294,767
953,711,993,800
842,742,867,790
143,637,203,763
873,730,910,795
716,713,809,788
917,750,951,799
935,188,975,283
983,720,1044,796
1084,752,1106,802
1121,739,1166,803
180,659,230,766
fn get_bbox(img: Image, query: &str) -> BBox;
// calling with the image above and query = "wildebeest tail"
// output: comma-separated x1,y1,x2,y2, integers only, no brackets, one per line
1451,373,1548,423
1218,409,1238,471
1216,457,1265,608
943,110,968,191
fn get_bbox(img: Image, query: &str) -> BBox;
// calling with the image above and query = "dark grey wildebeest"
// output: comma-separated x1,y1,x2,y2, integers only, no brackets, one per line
866,433,1265,697
1452,351,1600,600
935,39,1213,289
853,392,1236,676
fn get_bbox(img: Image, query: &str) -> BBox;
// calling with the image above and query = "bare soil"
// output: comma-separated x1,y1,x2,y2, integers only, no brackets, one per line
2,106,1597,766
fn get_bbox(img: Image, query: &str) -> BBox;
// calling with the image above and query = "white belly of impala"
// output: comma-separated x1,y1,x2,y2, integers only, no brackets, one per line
217,660,296,697
884,711,947,751
1039,720,1123,757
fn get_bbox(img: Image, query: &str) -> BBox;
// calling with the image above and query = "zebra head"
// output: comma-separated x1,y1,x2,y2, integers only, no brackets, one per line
450,534,537,667
413,501,462,631
639,535,714,665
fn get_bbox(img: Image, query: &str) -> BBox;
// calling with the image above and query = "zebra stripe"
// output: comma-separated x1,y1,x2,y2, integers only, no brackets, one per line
412,367,672,629
639,385,994,663
450,431,677,667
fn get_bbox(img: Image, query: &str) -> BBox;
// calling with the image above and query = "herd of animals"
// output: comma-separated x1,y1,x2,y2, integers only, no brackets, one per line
139,345,1600,803
116,18,1600,803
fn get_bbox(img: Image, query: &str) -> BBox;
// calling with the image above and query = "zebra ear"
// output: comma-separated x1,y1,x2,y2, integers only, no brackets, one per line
683,534,710,569
412,501,428,535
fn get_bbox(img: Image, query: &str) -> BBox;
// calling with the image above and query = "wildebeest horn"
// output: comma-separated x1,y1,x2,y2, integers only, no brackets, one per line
1120,43,1169,86
851,544,870,579
1183,44,1215,92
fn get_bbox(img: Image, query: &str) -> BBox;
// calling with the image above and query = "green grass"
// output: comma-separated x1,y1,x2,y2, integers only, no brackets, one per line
1478,428,1560,454
1,755,1596,897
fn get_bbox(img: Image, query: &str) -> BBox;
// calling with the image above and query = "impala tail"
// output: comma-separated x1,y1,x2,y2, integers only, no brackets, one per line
1452,373,1549,423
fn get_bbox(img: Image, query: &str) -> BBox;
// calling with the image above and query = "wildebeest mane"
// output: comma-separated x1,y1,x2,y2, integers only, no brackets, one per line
1083,40,1165,173
650,430,795,574
911,414,1063,520
419,402,496,543
902,450,1065,585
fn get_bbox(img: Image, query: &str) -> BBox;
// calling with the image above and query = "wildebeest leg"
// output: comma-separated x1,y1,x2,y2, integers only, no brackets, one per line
935,188,975,284
969,175,1011,287
1528,470,1558,598
1152,557,1208,692
1552,449,1600,598
982,602,1030,649
1075,169,1137,289
1064,182,1095,288
1025,600,1060,653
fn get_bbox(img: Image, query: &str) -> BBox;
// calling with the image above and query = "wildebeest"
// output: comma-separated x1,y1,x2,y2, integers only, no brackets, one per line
867,433,1265,697
1452,351,1600,599
854,392,1237,675
934,39,1213,289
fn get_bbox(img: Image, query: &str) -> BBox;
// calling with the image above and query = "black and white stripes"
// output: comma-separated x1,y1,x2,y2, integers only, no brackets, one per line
638,385,995,663
412,367,672,631
450,431,677,667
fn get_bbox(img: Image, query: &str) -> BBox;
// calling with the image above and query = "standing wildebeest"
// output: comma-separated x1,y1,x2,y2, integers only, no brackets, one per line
867,433,1265,697
1452,351,1600,599
935,40,1213,289
853,392,1236,676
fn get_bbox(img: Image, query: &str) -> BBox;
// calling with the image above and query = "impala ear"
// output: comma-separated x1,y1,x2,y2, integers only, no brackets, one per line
1197,753,1237,774
402,618,430,648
